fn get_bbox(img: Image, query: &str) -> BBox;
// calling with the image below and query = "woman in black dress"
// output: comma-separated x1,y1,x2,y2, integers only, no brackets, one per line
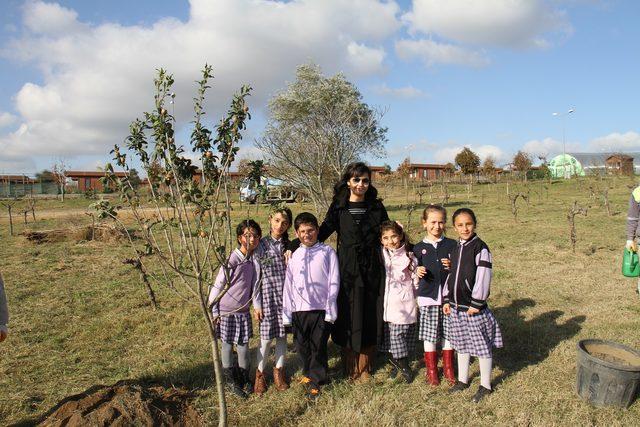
315,162,389,380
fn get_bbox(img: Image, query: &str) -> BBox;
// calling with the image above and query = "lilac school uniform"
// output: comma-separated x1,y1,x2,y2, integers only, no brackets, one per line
282,241,340,387
208,248,261,345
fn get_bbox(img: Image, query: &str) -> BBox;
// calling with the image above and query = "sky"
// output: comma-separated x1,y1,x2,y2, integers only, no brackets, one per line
0,0,639,174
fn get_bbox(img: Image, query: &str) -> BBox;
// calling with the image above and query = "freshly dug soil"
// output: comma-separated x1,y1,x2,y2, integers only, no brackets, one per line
38,381,202,426
23,225,131,244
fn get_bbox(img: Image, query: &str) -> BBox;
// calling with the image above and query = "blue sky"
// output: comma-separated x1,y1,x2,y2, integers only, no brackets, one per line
0,0,639,174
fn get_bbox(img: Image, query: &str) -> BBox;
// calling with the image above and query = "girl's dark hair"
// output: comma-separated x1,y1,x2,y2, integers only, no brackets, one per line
236,219,262,240
380,220,414,268
270,206,293,245
332,162,379,207
452,208,477,225
422,204,447,221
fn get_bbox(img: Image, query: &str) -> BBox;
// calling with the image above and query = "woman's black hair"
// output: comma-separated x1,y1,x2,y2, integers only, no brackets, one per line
332,162,379,207
451,208,477,225
236,219,262,240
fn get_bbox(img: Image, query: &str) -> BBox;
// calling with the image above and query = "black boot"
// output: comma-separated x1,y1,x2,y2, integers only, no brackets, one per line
223,367,247,399
396,358,413,383
387,357,400,379
237,367,253,395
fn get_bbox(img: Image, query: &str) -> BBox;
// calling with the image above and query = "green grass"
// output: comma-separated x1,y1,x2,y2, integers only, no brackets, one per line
0,176,639,425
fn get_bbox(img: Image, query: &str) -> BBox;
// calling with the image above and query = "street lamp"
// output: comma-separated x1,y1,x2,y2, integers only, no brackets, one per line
552,108,575,179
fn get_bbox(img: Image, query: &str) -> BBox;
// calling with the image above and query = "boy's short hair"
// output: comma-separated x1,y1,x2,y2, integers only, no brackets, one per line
294,212,319,230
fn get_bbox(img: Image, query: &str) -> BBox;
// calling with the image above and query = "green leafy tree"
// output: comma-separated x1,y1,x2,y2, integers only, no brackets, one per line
128,168,142,188
256,63,387,212
455,147,480,176
482,156,497,183
36,169,55,182
513,150,533,181
96,66,251,426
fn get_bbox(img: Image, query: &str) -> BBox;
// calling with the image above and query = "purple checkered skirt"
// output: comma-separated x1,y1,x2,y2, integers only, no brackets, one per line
418,305,450,343
380,322,417,359
216,312,253,345
447,307,503,358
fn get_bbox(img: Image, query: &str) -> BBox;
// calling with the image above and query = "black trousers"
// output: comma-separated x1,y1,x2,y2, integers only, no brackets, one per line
292,310,331,387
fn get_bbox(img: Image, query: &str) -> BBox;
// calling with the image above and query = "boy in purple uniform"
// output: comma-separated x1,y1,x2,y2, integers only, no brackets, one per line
282,212,340,399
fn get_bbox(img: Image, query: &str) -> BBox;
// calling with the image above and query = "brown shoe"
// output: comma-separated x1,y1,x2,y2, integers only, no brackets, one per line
273,367,289,391
254,369,267,396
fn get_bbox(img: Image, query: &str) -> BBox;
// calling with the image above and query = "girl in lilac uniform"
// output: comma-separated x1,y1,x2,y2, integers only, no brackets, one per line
208,220,262,398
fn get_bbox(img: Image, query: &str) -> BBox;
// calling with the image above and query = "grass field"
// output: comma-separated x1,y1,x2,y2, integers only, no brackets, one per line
1,176,639,426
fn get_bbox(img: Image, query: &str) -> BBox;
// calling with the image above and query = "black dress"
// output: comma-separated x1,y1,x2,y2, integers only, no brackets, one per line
318,199,389,353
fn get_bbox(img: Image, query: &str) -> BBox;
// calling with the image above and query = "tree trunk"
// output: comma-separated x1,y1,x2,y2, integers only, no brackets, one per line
7,205,13,236
200,297,227,427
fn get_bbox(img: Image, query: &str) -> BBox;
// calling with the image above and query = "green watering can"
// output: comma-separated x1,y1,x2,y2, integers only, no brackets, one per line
622,247,640,277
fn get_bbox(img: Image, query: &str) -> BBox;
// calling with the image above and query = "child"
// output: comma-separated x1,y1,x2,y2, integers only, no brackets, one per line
282,212,340,399
253,207,293,395
413,204,457,386
443,208,503,403
379,220,418,383
208,219,262,399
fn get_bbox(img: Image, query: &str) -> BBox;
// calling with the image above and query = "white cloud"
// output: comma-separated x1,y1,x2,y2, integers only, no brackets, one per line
523,137,581,158
0,0,401,170
402,0,571,48
371,83,427,99
589,131,640,152
433,144,508,164
23,0,86,36
395,39,489,67
347,42,386,75
0,112,18,128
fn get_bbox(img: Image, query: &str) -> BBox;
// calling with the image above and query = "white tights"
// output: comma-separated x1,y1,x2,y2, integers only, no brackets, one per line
256,337,287,372
221,342,250,369
423,339,453,352
457,353,493,389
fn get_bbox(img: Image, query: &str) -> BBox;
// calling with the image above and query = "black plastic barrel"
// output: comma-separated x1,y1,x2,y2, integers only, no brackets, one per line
576,339,640,408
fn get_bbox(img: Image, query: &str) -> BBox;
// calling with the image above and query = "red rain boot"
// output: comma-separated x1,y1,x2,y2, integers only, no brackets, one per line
424,351,440,386
442,349,456,385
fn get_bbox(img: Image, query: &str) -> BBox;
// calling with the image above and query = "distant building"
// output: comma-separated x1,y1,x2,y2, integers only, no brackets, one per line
605,154,634,175
369,165,390,180
407,163,453,181
66,171,127,192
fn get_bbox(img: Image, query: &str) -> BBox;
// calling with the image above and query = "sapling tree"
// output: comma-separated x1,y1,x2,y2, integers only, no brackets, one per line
52,159,69,202
94,66,252,426
602,187,612,216
1,199,16,236
568,201,588,253
508,192,529,223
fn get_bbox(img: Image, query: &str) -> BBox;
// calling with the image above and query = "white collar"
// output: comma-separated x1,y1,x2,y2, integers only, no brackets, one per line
423,236,443,245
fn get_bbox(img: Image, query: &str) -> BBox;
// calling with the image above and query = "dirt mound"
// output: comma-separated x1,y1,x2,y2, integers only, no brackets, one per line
38,381,202,426
23,225,131,244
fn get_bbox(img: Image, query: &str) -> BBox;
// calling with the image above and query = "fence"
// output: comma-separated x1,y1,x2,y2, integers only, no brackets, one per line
0,181,59,198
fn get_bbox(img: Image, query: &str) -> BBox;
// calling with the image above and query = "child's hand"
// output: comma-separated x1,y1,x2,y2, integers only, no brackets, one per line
416,266,427,278
441,258,451,270
467,307,480,316
254,309,263,322
442,304,451,315
284,250,292,264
